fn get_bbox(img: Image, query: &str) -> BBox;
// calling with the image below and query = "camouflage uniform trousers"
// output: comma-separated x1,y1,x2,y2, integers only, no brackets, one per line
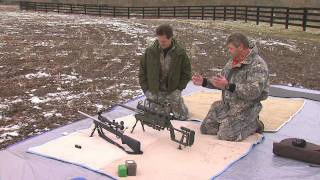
200,101,262,141
145,90,189,120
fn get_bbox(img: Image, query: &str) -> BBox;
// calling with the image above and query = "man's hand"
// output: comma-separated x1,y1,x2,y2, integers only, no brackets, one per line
192,74,204,86
211,75,229,90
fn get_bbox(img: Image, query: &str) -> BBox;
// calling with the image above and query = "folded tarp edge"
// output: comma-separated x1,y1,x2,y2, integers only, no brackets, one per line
26,149,118,180
210,135,265,180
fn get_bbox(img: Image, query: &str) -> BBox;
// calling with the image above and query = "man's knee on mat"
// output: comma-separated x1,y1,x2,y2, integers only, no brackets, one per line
217,130,242,141
217,120,258,141
200,123,246,141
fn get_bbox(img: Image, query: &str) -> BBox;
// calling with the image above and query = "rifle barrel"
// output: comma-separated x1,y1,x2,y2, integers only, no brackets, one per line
78,111,101,122
117,104,144,114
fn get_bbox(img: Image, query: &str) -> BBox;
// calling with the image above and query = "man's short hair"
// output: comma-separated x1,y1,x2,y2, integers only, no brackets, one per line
156,24,173,39
226,33,249,48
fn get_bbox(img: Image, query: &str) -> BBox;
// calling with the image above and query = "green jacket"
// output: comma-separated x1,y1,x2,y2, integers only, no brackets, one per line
139,39,191,94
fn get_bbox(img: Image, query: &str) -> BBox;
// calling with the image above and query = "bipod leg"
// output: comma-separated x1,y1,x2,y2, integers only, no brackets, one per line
177,134,185,150
131,119,139,133
90,125,97,137
141,121,145,131
131,119,145,133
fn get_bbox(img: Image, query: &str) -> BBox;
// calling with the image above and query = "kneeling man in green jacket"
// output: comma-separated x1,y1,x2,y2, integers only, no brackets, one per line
139,24,192,120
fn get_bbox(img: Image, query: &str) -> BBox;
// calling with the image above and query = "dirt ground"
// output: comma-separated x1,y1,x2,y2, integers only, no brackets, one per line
0,5,319,149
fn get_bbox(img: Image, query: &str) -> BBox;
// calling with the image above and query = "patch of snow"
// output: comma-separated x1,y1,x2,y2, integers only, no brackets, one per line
34,41,50,47
33,106,42,110
43,127,50,131
1,131,19,137
120,89,143,98
43,111,62,118
11,99,23,104
55,113,63,117
106,85,116,90
258,39,300,53
194,41,205,45
111,42,133,46
61,74,78,80
30,96,51,104
145,37,156,45
111,58,122,63
29,90,91,104
80,79,93,83
25,71,51,79
0,104,9,109
56,51,70,57
120,90,132,97
66,92,91,100
212,37,218,41
94,104,103,111
43,112,54,118
47,91,70,97
0,124,21,131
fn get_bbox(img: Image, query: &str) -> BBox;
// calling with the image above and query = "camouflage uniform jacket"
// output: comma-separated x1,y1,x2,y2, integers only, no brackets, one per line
206,46,270,119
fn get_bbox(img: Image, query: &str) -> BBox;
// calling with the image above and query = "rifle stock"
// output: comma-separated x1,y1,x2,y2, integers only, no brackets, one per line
121,135,142,154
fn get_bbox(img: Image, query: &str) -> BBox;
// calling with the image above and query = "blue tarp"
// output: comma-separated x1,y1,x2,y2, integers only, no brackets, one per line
0,83,319,180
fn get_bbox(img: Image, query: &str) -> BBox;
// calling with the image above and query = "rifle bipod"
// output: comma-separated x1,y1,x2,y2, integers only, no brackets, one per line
117,103,196,150
169,126,195,150
130,118,145,133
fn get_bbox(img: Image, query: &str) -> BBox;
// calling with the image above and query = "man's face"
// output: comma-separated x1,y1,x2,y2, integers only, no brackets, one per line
158,35,172,49
227,43,242,58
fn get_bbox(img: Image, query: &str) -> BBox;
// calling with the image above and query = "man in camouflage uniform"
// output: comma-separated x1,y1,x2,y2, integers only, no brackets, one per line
192,33,269,141
139,24,191,120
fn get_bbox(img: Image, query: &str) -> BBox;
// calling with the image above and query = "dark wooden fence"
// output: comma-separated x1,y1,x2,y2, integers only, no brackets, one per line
19,1,320,31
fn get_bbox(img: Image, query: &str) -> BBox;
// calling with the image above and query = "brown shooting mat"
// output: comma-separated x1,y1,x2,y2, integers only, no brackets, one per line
28,115,262,180
183,91,305,132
